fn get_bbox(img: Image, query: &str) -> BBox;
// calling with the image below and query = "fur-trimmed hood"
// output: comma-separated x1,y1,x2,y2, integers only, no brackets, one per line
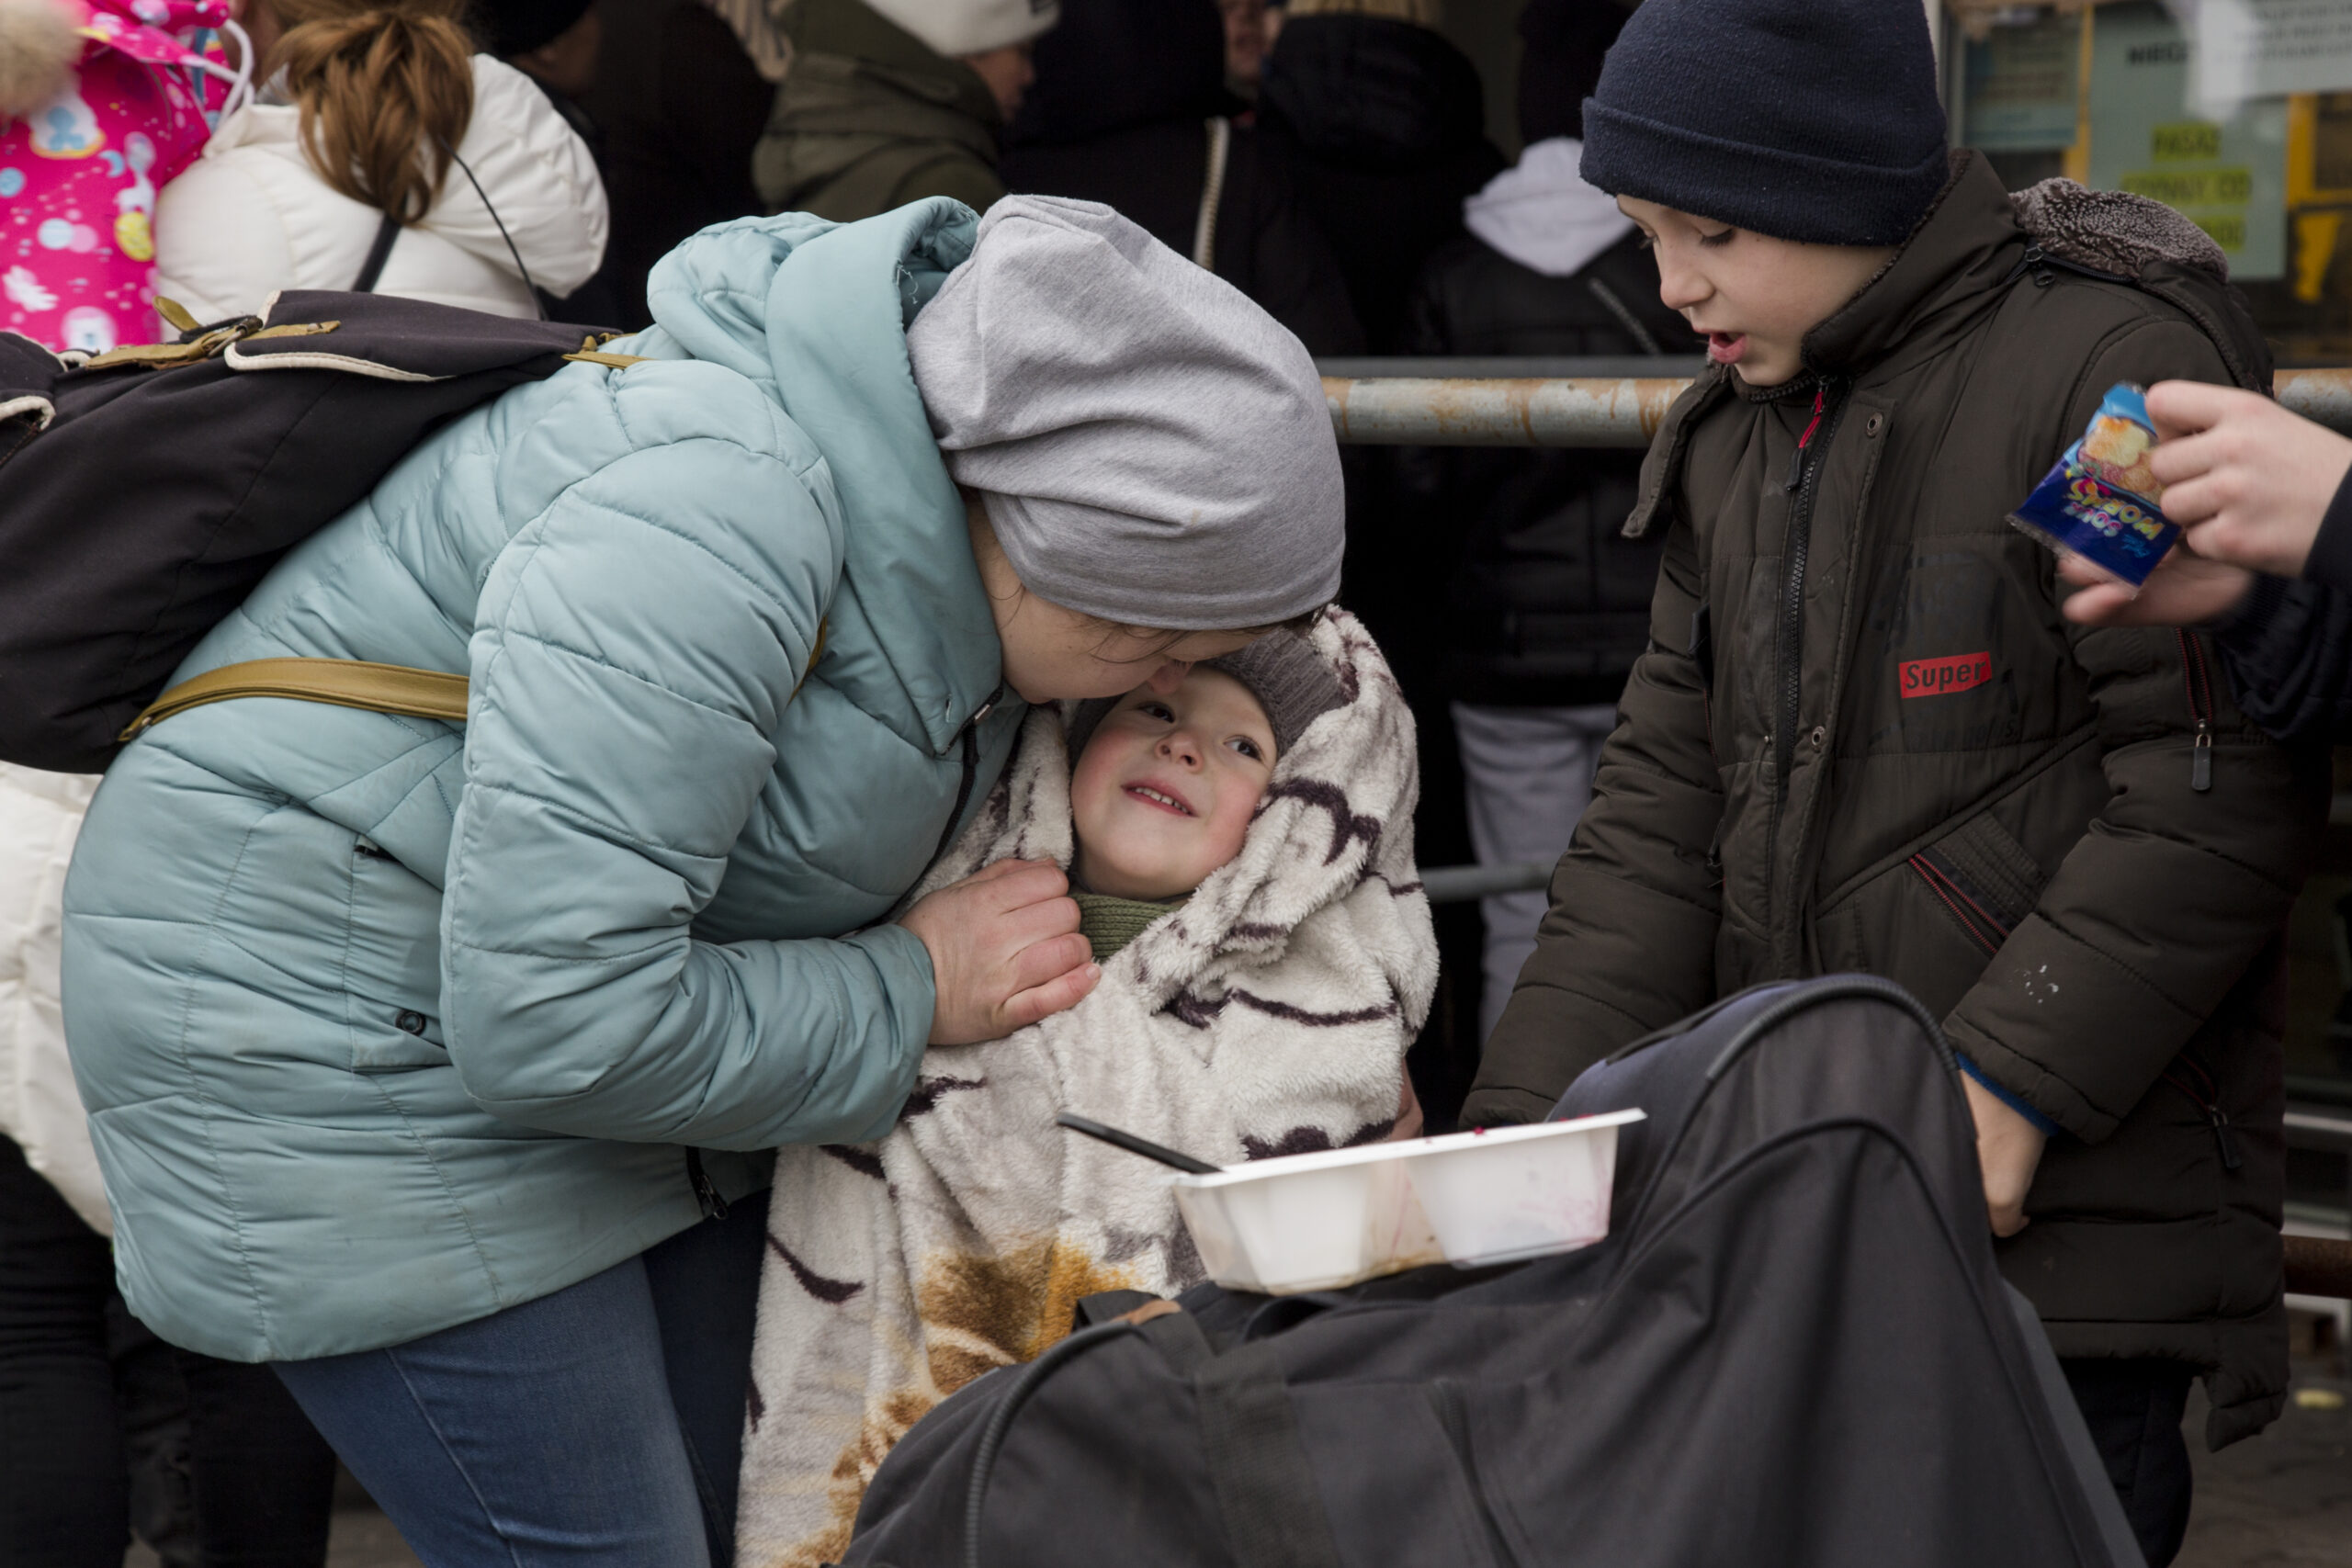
2009,176,2229,282
737,608,1437,1566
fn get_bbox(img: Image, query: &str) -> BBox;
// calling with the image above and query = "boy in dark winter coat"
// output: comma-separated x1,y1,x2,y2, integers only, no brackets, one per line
1464,2,2326,1562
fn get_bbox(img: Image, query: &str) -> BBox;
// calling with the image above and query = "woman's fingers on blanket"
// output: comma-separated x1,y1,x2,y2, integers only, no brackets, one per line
899,862,1095,1043
998,954,1102,1033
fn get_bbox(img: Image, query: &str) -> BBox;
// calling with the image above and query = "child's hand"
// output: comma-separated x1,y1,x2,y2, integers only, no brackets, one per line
1962,1073,2047,1237
899,860,1098,1044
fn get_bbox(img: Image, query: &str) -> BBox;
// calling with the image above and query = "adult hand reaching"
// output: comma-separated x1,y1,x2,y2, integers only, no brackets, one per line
2058,545,2253,626
899,859,1099,1044
2140,381,2352,578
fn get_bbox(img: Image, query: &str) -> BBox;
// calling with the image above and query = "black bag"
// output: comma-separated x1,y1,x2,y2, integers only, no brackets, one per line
844,976,2147,1568
0,292,616,773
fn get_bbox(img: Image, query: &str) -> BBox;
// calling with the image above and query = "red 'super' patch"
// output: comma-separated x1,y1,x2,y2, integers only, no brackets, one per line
1899,651,1993,699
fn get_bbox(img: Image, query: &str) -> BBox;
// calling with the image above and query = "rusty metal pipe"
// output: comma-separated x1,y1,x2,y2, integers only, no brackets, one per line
2285,1235,2352,1300
1329,367,2352,446
1323,377,1693,447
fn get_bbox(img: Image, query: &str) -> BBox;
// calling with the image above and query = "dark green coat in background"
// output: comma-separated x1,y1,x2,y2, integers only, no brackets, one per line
753,0,1005,222
1467,152,2330,1448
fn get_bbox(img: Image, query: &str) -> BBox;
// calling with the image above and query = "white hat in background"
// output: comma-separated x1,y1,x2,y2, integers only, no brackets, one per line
864,0,1058,57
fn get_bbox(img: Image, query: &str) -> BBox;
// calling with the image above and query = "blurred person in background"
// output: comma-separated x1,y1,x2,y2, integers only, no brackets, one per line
579,0,775,326
1000,0,1362,355
1396,0,1674,1044
1255,0,1499,350
3,6,336,1562
1217,0,1263,98
153,0,606,321
1261,0,1497,1120
752,0,1054,222
0,0,242,354
473,0,628,320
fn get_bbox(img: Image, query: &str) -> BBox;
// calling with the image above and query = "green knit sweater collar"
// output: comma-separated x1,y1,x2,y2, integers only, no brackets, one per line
1071,890,1185,962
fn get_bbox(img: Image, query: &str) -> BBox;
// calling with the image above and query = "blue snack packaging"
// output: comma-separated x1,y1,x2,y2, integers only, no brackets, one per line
2007,382,2177,590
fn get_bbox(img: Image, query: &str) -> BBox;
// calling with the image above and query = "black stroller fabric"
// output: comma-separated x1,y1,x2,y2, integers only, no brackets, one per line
0,295,604,773
843,976,2146,1568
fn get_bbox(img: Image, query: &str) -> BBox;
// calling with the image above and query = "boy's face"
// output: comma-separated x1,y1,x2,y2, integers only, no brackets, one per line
1069,670,1278,902
1617,196,1896,389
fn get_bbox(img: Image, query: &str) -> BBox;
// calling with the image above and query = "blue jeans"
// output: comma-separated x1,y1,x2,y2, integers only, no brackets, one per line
274,1207,764,1567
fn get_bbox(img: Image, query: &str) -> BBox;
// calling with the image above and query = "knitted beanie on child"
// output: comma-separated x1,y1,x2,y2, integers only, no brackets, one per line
1578,0,1949,248
1064,626,1347,765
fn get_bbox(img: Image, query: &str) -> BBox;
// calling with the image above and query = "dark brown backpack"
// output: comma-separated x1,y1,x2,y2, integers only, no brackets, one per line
0,292,622,773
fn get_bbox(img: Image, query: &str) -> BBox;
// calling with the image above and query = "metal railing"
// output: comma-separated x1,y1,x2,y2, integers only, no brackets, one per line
1318,358,2352,448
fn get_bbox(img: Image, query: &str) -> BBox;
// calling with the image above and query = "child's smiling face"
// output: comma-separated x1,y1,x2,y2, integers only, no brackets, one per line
1616,196,1895,389
1069,669,1278,902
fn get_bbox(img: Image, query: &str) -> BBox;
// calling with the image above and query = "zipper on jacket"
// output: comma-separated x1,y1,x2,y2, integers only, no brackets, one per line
928,688,1001,866
684,1146,729,1219
2162,1055,2243,1171
1772,380,1849,795
1430,1381,1523,1568
2177,630,2214,792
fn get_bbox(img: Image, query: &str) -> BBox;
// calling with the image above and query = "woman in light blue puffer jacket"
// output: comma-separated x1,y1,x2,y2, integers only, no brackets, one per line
60,194,1342,1564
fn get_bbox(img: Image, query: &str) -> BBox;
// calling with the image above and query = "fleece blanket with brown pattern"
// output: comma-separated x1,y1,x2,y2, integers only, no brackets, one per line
734,609,1436,1567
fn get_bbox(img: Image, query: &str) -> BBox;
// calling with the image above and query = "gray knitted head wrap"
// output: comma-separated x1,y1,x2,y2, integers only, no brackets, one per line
1066,627,1345,764
904,196,1344,631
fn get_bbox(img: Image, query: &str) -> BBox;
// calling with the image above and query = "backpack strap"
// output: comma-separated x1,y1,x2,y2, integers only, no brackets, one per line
352,212,401,294
1193,1340,1344,1568
118,621,829,744
119,658,466,741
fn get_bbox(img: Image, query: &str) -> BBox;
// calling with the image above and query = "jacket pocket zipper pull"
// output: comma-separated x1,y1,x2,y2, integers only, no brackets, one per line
2205,1104,2243,1171
2192,726,2212,792
685,1147,729,1220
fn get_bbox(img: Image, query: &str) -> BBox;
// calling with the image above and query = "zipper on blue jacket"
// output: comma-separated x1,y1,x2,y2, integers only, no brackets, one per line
928,687,1001,867
684,1146,729,1219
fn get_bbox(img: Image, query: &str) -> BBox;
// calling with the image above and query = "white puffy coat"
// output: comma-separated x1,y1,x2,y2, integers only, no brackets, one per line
0,766,107,1234
153,54,605,322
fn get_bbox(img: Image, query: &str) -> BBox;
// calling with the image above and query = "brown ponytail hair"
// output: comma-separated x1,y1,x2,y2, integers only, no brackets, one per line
265,0,475,223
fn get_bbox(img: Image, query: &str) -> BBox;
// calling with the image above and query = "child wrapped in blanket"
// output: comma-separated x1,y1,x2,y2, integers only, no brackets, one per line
736,608,1436,1567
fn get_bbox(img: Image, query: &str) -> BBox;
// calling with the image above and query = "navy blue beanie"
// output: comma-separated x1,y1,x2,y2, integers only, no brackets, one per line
1579,0,1950,247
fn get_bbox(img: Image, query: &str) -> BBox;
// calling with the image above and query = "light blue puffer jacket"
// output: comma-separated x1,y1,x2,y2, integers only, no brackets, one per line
60,201,1023,1361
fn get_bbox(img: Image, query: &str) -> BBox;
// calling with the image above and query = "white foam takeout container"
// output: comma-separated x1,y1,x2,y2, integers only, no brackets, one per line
1169,1109,1645,1296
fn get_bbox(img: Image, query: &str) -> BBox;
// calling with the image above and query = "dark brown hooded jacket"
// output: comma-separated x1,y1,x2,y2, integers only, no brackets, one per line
1466,153,2330,1448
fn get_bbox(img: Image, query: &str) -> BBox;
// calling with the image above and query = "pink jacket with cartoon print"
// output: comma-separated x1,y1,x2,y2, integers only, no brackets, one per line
1,0,240,354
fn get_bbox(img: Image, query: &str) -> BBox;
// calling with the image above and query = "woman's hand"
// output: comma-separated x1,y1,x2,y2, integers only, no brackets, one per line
899,860,1099,1044
1962,1073,2047,1238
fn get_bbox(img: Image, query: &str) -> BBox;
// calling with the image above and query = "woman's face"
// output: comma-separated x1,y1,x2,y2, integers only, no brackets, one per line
967,498,1260,703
